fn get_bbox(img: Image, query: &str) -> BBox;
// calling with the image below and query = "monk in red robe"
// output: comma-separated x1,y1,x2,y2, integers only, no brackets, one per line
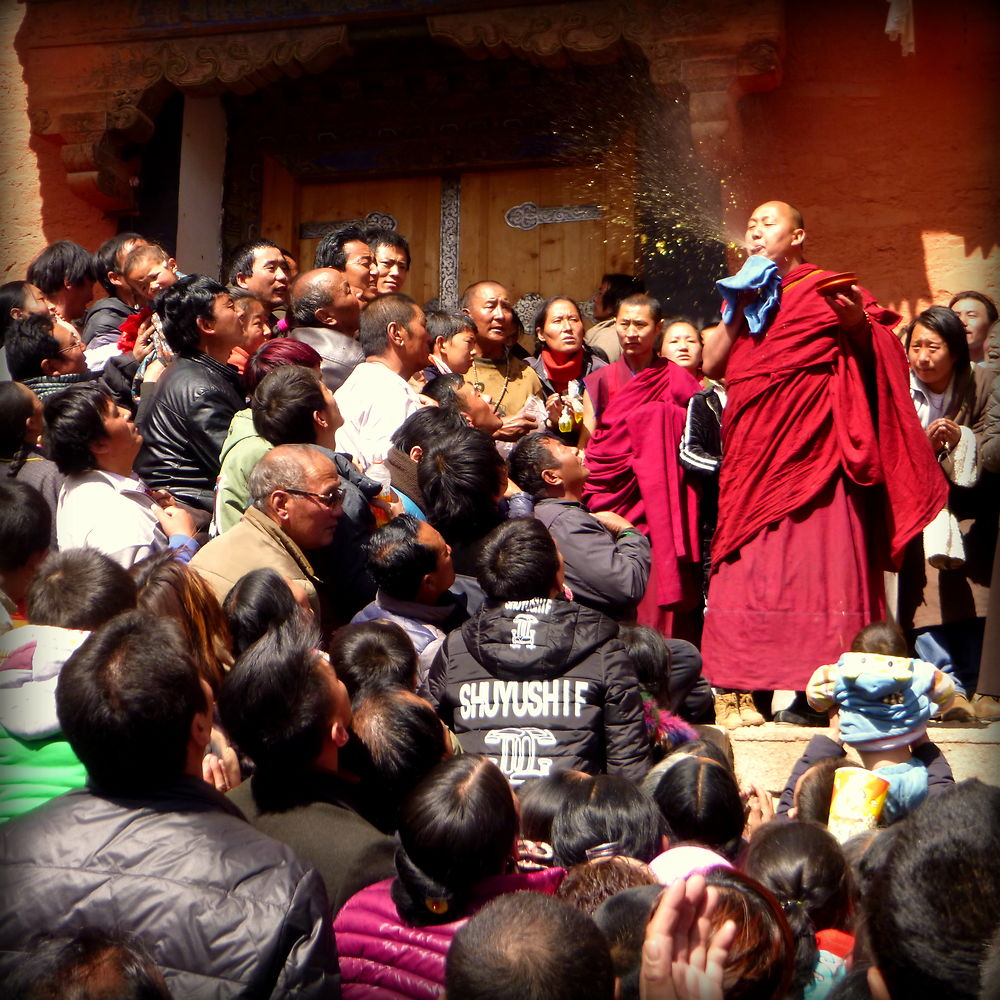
701,201,948,709
582,294,702,640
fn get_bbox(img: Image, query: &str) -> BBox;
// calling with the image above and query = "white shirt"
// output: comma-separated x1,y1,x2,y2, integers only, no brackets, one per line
57,469,168,568
334,360,426,468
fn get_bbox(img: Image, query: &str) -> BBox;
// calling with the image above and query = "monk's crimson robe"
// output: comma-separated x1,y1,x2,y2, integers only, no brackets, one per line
702,263,948,690
583,358,701,637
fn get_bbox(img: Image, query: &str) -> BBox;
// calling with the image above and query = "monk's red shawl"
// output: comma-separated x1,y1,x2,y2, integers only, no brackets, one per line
582,358,701,608
712,263,947,571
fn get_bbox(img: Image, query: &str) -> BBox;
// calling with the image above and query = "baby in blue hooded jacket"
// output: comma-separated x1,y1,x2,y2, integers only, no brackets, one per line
806,622,956,823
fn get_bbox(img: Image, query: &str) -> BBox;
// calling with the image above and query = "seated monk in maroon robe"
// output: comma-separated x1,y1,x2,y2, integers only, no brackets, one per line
701,201,948,695
582,294,702,640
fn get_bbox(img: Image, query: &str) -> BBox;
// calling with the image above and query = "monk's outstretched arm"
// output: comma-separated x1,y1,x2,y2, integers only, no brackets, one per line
702,313,741,380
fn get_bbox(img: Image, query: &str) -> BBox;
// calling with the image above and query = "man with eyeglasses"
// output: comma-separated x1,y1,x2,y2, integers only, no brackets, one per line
364,228,411,295
5,312,96,400
192,444,343,621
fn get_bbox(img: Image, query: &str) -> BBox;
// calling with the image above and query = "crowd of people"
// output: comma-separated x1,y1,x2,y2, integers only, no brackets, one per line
0,201,998,998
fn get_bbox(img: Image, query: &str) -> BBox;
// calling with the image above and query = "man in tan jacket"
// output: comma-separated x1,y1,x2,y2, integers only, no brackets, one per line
192,444,342,617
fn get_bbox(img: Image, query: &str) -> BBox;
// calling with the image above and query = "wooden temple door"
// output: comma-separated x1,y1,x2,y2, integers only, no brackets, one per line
261,155,637,314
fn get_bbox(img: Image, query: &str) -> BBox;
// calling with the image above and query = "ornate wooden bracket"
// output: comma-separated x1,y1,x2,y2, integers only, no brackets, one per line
429,0,784,175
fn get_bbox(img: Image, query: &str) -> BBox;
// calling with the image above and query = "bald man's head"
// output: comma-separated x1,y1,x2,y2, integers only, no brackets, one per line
290,267,361,335
745,201,806,273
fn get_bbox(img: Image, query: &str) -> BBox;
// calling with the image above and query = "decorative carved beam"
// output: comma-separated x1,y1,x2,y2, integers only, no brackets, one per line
21,16,349,212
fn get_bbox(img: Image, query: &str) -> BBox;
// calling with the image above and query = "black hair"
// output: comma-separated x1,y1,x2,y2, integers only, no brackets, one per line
618,624,672,706
446,891,615,1000
744,820,855,1000
0,381,36,476
217,618,330,775
314,225,368,271
364,227,411,267
349,687,445,829
6,927,171,1000
392,755,518,926
948,289,999,325
850,621,908,657
476,517,560,602
26,549,136,629
650,754,745,860
516,770,591,843
426,309,475,344
617,293,663,325
5,313,60,381
639,738,735,802
328,620,418,701
600,274,645,316
94,232,146,295
508,432,562,501
251,364,325,446
42,383,112,475
420,372,468,412
905,304,971,369
389,405,467,455
364,514,438,602
532,295,583,336
866,780,1000,999
27,241,96,297
154,274,226,355
551,775,664,868
0,281,39,344
795,756,855,825
222,567,305,659
0,480,51,573
843,826,900,904
56,610,207,794
418,427,504,546
227,237,281,285
358,292,418,358
592,884,665,1000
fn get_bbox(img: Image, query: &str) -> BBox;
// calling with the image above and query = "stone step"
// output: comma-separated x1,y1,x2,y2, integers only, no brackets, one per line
694,720,1000,798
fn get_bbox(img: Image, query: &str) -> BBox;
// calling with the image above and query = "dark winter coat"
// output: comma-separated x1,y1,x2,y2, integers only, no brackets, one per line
426,597,648,784
0,776,339,997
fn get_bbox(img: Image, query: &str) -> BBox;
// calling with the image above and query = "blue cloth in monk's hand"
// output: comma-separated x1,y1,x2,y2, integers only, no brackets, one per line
716,255,781,335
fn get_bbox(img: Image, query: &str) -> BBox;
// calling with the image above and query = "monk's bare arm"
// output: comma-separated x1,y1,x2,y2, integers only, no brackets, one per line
702,313,741,380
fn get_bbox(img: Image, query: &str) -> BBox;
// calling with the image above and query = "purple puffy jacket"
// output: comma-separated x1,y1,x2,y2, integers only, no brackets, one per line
334,867,565,999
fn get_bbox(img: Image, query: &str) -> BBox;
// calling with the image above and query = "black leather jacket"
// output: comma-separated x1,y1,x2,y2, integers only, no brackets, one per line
135,352,245,512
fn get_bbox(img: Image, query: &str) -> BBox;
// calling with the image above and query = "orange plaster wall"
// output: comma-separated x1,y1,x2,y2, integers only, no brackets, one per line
0,4,113,282
727,0,1000,322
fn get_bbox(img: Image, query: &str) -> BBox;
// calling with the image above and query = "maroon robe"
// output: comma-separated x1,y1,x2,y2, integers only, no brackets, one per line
583,357,701,637
702,263,948,690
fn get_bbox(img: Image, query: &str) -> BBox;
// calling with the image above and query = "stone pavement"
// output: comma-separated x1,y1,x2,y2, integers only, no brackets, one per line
697,720,1000,797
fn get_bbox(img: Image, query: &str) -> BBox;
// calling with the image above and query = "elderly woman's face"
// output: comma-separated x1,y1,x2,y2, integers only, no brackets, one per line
539,300,584,355
908,323,955,393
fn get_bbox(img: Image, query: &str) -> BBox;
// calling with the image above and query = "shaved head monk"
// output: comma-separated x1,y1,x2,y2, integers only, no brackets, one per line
700,200,946,722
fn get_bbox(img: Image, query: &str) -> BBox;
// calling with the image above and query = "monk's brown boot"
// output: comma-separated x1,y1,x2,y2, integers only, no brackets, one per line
941,692,975,722
972,694,1000,722
714,692,742,730
738,692,765,726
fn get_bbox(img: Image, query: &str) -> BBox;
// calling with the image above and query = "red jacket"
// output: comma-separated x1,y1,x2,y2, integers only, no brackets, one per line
334,867,564,999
